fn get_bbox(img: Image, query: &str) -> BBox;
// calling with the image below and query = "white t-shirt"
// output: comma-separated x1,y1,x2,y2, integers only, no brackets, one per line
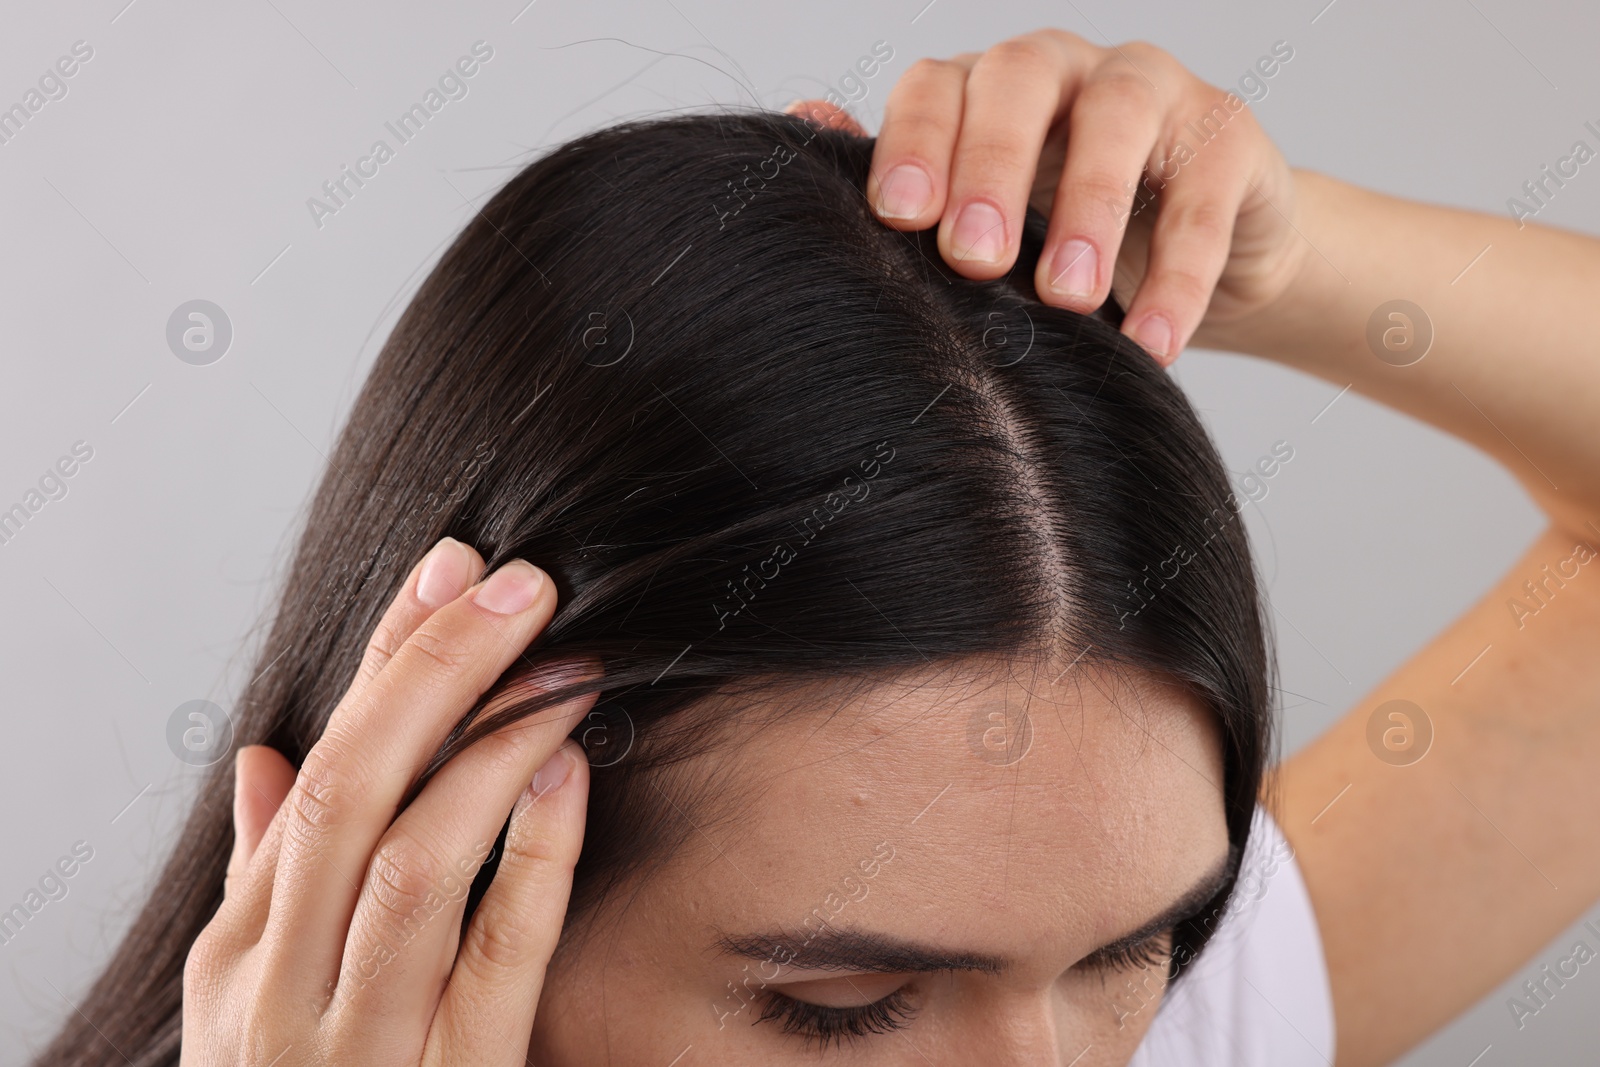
1129,806,1336,1066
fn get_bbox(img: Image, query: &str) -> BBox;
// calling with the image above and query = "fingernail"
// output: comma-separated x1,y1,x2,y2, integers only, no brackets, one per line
876,164,933,219
1132,315,1174,360
1048,238,1098,300
417,537,472,608
471,560,545,615
530,744,574,799
950,201,1007,263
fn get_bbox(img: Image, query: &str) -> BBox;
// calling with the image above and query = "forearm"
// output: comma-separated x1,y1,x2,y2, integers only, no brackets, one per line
1205,168,1600,536
1278,524,1600,1066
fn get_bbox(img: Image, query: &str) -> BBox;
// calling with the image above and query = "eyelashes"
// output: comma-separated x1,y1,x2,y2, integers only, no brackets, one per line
754,986,919,1049
1082,928,1176,975
752,929,1174,1049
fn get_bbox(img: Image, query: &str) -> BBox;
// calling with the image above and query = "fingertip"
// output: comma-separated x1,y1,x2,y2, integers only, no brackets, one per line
228,746,293,880
1040,283,1106,316
551,738,591,792
1042,237,1102,309
516,739,589,819
557,740,592,833
232,744,265,805
417,536,477,608
230,747,247,829
562,737,591,781
453,537,488,583
234,746,296,832
944,198,1012,272
1127,313,1176,366
872,161,936,223
469,558,551,616
783,98,868,137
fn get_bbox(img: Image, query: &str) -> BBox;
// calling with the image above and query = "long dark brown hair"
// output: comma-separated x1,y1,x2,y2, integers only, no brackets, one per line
34,108,1274,1065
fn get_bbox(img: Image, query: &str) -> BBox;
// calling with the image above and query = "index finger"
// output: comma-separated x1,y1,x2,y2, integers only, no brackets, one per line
350,536,486,692
862,54,978,229
217,536,481,931
261,554,562,993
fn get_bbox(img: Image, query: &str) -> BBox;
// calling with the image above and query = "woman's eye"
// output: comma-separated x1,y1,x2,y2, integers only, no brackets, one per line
754,986,919,1049
1079,927,1176,976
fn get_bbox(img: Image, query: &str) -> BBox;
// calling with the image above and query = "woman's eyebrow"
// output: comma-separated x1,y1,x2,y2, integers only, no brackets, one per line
1078,850,1236,967
714,850,1235,977
714,928,1006,975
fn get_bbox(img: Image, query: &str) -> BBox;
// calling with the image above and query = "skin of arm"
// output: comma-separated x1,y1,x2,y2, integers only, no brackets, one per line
1204,168,1600,1067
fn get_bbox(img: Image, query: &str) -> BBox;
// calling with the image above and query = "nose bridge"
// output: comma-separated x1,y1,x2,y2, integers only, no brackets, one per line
946,990,1065,1066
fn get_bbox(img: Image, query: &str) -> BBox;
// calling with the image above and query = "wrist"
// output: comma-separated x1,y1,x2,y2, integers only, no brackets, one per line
1193,168,1359,366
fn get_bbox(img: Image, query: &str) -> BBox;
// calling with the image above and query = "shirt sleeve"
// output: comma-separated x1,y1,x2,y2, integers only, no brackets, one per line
1127,805,1336,1067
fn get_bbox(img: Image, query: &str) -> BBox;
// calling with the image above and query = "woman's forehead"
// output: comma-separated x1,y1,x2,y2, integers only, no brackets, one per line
620,662,1229,972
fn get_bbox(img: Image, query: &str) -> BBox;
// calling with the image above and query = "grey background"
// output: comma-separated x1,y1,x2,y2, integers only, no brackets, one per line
0,0,1594,1062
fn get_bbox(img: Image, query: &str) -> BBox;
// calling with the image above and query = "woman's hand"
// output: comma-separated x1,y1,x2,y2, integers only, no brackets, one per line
789,27,1304,365
183,537,596,1066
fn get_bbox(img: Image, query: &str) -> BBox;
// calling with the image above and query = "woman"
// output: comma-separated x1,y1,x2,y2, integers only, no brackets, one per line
33,28,1600,1067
